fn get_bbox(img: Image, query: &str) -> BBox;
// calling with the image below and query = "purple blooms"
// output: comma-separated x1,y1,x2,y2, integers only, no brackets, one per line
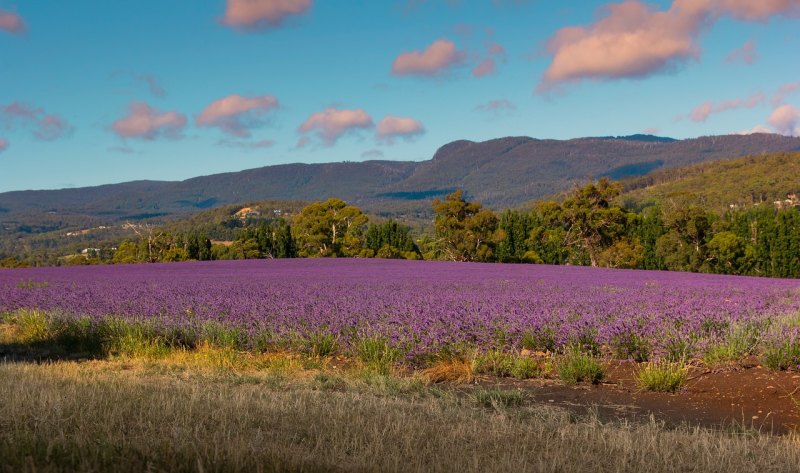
1,259,799,359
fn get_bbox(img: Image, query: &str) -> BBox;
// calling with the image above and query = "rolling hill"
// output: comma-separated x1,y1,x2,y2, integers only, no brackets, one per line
2,133,800,231
618,152,800,212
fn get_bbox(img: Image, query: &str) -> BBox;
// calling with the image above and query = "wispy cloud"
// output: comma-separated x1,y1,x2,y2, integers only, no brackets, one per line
376,116,425,144
298,107,373,145
474,98,516,115
687,92,765,122
391,39,465,76
216,138,275,150
361,149,385,159
772,81,800,106
112,102,187,140
221,0,312,30
724,40,758,64
108,145,136,154
112,71,167,98
1,102,73,141
0,10,24,34
472,41,506,77
197,94,279,138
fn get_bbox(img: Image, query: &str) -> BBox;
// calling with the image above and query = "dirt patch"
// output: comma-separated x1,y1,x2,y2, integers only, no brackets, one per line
478,361,800,434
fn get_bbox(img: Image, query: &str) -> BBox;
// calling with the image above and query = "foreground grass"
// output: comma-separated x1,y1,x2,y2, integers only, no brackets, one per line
3,313,800,472
1,357,800,473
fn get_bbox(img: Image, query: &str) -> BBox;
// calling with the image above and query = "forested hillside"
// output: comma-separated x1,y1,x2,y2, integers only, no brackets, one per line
620,153,800,212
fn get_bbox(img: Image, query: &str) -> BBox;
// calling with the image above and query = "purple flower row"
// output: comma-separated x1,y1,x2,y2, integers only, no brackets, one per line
2,259,799,359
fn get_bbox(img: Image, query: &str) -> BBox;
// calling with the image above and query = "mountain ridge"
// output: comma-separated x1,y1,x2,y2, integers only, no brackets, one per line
3,133,800,225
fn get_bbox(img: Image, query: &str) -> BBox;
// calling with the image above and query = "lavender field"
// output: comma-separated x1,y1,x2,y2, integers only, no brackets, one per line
2,259,800,363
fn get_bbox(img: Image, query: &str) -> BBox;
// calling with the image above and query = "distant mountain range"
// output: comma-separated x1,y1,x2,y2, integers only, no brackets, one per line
3,133,800,225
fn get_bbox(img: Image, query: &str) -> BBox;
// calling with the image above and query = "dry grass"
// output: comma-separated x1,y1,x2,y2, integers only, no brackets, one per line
421,359,475,384
3,319,800,472
1,358,800,473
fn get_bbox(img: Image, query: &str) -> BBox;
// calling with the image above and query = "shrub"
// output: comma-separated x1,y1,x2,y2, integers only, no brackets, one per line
303,332,338,357
638,361,689,393
355,336,401,375
473,350,543,379
556,346,603,385
610,331,650,362
703,323,761,366
7,309,51,343
520,329,556,353
99,319,169,358
199,322,245,350
762,338,800,371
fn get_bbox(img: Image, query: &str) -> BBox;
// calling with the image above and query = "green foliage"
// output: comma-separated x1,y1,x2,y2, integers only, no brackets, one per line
0,256,29,268
762,338,800,371
100,319,170,358
556,346,604,385
520,329,557,353
702,324,761,366
303,332,338,357
199,322,245,350
432,190,498,262
610,331,651,362
6,309,51,343
292,198,368,257
637,361,689,393
597,237,644,269
622,153,800,214
365,220,420,258
559,178,628,266
495,210,535,263
355,336,401,375
7,151,800,279
112,241,143,264
472,350,542,379
655,203,714,273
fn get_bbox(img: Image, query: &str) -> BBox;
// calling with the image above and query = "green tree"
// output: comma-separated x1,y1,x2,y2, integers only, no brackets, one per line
560,179,627,266
432,190,498,262
292,199,368,257
495,210,534,263
365,220,419,258
656,203,713,272
112,241,143,264
706,231,745,274
270,219,297,258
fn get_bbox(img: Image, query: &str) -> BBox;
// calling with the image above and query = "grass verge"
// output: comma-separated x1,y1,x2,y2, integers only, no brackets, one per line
638,361,690,393
556,346,604,385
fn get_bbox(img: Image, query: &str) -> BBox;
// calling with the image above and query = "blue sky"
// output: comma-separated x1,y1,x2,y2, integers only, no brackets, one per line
1,0,799,192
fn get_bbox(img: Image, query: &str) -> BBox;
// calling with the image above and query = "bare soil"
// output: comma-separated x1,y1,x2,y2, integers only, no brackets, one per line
480,360,800,434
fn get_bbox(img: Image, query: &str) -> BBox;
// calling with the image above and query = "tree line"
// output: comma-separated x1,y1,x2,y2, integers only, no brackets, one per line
3,179,799,278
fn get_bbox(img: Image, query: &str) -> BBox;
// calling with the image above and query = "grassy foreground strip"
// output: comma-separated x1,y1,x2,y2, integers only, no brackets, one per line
0,357,799,472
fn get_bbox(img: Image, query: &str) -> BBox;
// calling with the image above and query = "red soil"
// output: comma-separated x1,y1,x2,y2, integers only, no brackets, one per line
485,360,800,434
